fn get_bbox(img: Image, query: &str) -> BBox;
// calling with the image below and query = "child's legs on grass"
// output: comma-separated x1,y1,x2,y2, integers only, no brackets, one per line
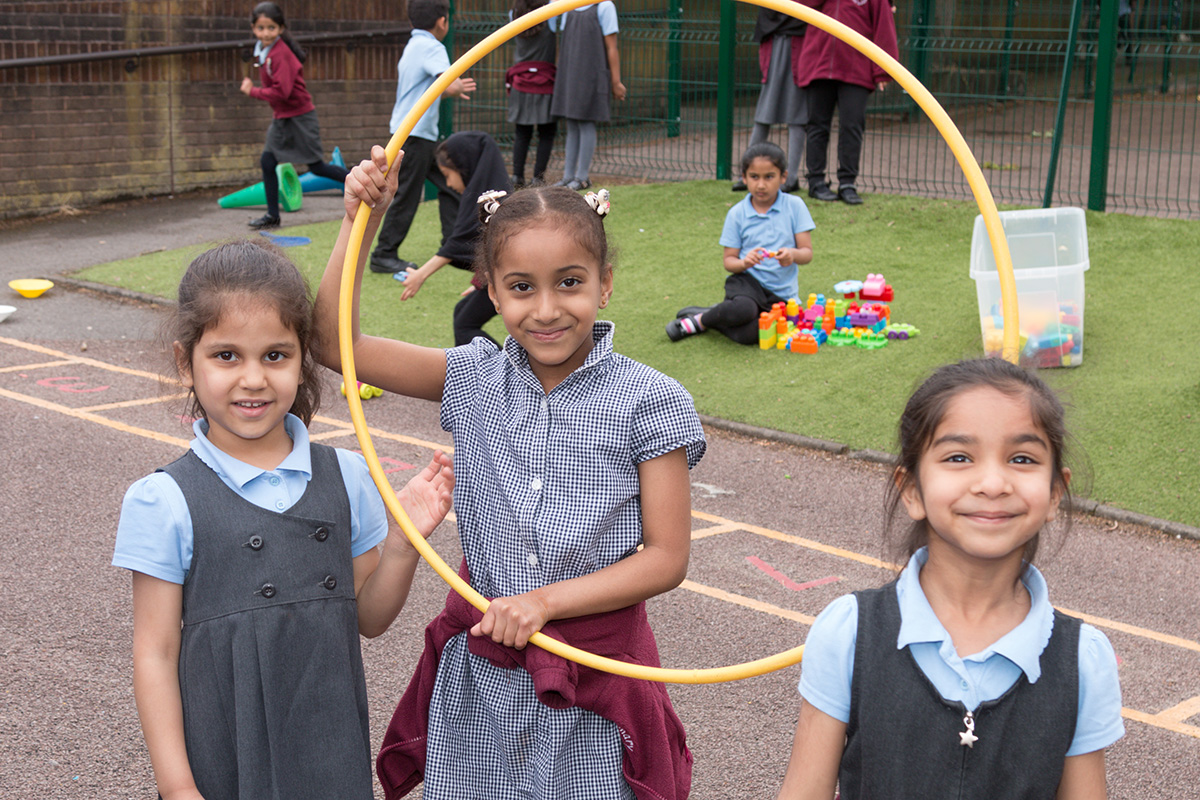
574,120,598,182
804,80,838,189
513,123,534,182
373,137,436,258
561,119,581,182
700,273,784,345
261,151,281,219
834,83,869,188
533,120,557,182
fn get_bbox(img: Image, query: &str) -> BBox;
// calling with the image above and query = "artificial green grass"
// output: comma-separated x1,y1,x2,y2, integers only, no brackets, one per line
76,185,1200,527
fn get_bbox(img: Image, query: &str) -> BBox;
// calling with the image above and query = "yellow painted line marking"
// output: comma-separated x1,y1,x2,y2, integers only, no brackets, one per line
0,337,167,382
1057,608,1200,655
0,387,189,449
680,579,816,626
310,414,454,454
1121,707,1200,739
1157,695,1200,724
77,393,189,413
690,523,741,540
691,509,900,572
0,359,77,373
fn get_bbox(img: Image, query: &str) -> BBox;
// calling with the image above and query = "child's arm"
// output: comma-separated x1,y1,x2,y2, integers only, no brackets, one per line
774,231,814,268
131,573,206,800
313,145,449,402
399,255,452,301
775,700,846,800
353,451,455,637
1056,751,1108,799
470,448,691,649
604,33,627,101
724,246,762,273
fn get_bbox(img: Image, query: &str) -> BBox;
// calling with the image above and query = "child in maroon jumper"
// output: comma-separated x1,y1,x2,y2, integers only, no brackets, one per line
239,2,348,229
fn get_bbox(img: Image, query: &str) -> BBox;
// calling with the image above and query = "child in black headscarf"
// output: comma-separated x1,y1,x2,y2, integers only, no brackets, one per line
397,131,514,345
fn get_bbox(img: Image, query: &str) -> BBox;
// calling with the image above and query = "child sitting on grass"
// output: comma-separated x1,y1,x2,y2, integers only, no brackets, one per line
666,142,814,345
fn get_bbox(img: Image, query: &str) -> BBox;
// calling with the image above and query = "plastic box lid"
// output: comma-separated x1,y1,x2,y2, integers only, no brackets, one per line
969,207,1089,280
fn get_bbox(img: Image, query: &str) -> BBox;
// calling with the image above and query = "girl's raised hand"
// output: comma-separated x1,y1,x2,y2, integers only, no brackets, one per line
344,144,400,222
471,592,550,650
393,450,455,541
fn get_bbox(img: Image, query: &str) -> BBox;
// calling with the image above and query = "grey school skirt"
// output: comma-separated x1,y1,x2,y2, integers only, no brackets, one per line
755,36,808,126
265,109,326,164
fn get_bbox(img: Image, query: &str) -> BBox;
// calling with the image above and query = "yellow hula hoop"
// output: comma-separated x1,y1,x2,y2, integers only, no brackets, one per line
338,0,1020,684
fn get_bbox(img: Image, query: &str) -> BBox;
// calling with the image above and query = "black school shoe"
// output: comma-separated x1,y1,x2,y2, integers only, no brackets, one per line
838,186,863,205
731,179,747,192
369,253,417,274
808,184,838,202
676,306,711,319
248,214,281,229
782,178,800,193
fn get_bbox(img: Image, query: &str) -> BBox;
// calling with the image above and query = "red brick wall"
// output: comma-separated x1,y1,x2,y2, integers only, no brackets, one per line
0,1,409,219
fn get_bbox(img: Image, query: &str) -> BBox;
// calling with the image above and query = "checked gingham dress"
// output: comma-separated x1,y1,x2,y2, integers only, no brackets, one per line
422,321,706,799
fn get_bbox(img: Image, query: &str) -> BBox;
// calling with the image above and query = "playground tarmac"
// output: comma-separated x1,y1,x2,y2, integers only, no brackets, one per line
1,192,1198,798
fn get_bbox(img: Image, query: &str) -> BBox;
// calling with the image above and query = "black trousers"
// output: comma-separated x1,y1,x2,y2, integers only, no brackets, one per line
699,272,786,346
804,79,871,190
453,285,499,346
261,153,348,218
372,136,459,260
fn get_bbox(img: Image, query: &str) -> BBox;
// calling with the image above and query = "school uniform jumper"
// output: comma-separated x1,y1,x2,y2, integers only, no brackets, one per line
162,444,373,799
381,322,706,800
795,0,898,192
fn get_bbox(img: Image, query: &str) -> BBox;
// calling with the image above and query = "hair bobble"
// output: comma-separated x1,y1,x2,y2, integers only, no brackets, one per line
584,188,611,218
476,190,508,225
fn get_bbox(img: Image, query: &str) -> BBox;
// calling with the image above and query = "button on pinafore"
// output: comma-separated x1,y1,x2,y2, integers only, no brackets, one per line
160,445,373,800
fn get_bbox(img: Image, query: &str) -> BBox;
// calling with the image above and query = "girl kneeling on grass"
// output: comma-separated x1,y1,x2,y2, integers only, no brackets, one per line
317,146,706,799
114,238,454,800
776,358,1124,800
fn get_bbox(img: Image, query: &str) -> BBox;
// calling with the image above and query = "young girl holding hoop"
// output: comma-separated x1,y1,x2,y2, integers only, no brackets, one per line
114,238,454,799
776,358,1124,799
317,147,705,799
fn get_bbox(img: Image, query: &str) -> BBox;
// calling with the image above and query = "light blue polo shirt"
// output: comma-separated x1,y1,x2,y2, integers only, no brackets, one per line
390,28,451,141
113,414,388,584
719,191,815,301
798,548,1125,757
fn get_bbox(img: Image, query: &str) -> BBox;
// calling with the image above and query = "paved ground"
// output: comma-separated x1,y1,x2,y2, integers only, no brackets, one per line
1,194,1197,798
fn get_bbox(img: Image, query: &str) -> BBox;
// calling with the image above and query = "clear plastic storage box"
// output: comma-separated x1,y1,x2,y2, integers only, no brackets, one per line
969,207,1089,368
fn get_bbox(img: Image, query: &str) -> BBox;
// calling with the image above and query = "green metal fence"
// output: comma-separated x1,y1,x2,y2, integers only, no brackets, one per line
447,1,1198,218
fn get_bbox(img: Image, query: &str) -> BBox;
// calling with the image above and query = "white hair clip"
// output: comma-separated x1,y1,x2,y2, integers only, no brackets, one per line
477,190,508,224
584,188,611,218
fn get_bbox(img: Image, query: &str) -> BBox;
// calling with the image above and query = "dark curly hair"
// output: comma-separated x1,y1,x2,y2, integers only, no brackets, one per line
167,239,322,425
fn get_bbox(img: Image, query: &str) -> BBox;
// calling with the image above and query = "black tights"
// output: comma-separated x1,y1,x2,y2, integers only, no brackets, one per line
261,151,349,218
512,121,557,184
699,296,762,345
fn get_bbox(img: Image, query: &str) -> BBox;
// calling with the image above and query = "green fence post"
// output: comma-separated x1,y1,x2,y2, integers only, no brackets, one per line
1044,0,1084,207
908,0,934,117
667,2,682,138
716,0,736,180
1087,0,1118,212
997,0,1018,98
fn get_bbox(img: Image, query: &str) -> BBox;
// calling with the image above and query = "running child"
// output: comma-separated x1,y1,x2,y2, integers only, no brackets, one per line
666,141,814,345
550,1,626,190
776,358,1125,799
506,0,559,188
239,2,349,230
317,147,705,799
114,238,455,799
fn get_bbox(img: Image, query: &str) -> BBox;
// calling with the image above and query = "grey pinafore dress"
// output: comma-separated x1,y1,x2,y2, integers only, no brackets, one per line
508,24,557,126
161,445,373,800
550,4,611,122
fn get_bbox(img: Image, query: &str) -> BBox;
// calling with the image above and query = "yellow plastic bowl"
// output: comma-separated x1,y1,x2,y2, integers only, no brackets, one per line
9,279,54,298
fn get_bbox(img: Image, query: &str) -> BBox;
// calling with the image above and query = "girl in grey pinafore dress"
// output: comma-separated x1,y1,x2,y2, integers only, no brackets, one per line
163,445,374,799
508,2,558,186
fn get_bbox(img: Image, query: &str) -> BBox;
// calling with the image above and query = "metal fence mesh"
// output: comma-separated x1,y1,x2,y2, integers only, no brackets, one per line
447,1,1198,218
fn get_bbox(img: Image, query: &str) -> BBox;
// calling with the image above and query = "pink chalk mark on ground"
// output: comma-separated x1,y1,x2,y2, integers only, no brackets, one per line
354,451,416,474
746,556,841,592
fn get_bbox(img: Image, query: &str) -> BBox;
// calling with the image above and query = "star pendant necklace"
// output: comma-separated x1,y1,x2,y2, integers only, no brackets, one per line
959,711,979,748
